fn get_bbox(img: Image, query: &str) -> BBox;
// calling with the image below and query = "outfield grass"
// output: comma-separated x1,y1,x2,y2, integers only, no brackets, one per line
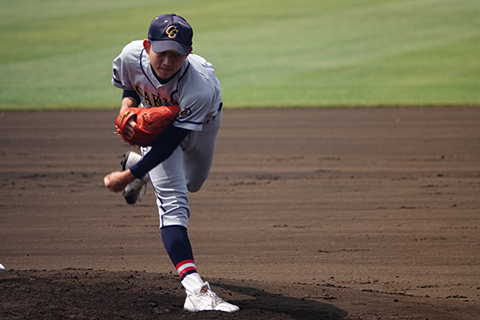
1,0,479,110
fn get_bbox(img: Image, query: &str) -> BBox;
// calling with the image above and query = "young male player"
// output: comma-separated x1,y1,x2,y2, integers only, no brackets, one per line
103,13,239,313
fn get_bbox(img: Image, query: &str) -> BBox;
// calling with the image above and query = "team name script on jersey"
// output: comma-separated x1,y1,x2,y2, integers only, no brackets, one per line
134,85,178,107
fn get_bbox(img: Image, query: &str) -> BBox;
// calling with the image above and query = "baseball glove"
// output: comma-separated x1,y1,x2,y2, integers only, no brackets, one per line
115,105,181,146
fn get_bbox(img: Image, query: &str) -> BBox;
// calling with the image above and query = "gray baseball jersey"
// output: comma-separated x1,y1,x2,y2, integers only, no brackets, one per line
112,40,222,131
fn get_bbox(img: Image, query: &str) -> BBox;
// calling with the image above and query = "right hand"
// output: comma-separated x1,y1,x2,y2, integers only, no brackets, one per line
119,96,139,137
104,170,136,193
123,118,136,137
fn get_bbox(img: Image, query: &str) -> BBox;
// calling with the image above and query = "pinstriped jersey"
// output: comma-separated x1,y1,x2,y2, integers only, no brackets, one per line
112,40,222,131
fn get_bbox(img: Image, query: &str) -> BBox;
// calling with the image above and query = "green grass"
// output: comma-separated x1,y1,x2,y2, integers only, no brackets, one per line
1,0,479,110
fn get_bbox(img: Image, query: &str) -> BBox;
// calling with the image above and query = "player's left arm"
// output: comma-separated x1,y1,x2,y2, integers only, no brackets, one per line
129,125,191,179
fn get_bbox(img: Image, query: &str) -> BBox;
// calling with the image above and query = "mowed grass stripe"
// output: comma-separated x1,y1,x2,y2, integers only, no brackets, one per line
0,0,478,109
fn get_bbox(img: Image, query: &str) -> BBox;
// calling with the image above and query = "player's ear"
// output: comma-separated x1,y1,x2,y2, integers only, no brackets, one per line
143,39,151,52
187,47,193,56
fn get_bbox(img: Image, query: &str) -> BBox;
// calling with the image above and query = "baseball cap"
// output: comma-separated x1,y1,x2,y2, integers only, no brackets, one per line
148,14,193,55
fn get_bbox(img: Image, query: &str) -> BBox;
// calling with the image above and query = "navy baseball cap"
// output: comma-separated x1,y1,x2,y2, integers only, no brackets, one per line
148,14,193,55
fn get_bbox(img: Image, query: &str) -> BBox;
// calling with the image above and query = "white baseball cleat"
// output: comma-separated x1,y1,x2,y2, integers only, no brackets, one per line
120,151,149,204
184,282,239,313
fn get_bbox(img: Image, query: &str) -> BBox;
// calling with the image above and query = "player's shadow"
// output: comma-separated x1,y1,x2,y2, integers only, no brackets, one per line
213,282,348,319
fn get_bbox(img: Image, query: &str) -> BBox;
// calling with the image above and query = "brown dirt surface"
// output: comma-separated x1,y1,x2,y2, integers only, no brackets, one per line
0,107,479,320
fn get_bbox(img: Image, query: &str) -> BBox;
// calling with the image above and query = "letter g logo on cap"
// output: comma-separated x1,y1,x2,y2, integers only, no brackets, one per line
166,26,179,39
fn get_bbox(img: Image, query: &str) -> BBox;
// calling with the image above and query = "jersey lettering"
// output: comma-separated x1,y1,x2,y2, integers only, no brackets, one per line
135,85,177,107
143,90,152,106
152,93,163,107
135,86,144,99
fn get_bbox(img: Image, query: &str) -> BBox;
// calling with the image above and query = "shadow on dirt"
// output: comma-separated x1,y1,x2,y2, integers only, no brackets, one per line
215,282,348,320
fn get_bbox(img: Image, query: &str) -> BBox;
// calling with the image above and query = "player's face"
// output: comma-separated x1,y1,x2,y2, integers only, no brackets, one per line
146,44,189,80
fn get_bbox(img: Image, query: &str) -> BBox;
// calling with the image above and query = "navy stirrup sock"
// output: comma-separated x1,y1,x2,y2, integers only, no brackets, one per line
161,226,198,280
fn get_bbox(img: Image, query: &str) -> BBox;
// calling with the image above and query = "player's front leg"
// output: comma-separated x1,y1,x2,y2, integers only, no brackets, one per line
120,151,149,204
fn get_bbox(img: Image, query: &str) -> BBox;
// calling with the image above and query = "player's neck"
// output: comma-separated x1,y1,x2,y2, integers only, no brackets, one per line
151,65,179,84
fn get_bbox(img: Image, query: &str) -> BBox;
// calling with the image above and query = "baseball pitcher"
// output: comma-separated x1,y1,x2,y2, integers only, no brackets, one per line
103,13,238,313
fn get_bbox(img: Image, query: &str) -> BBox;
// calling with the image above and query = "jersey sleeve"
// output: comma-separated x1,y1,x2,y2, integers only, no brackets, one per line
112,56,131,90
111,41,142,90
175,85,215,131
174,56,222,131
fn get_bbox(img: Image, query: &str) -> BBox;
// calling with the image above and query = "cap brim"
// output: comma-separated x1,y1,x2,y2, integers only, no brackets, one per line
151,40,190,56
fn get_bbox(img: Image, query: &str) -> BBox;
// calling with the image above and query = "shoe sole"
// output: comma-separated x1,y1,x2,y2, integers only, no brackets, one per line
123,192,138,205
120,151,145,205
120,151,132,171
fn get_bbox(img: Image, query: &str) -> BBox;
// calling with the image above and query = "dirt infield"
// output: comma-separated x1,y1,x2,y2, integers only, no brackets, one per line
0,107,479,319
